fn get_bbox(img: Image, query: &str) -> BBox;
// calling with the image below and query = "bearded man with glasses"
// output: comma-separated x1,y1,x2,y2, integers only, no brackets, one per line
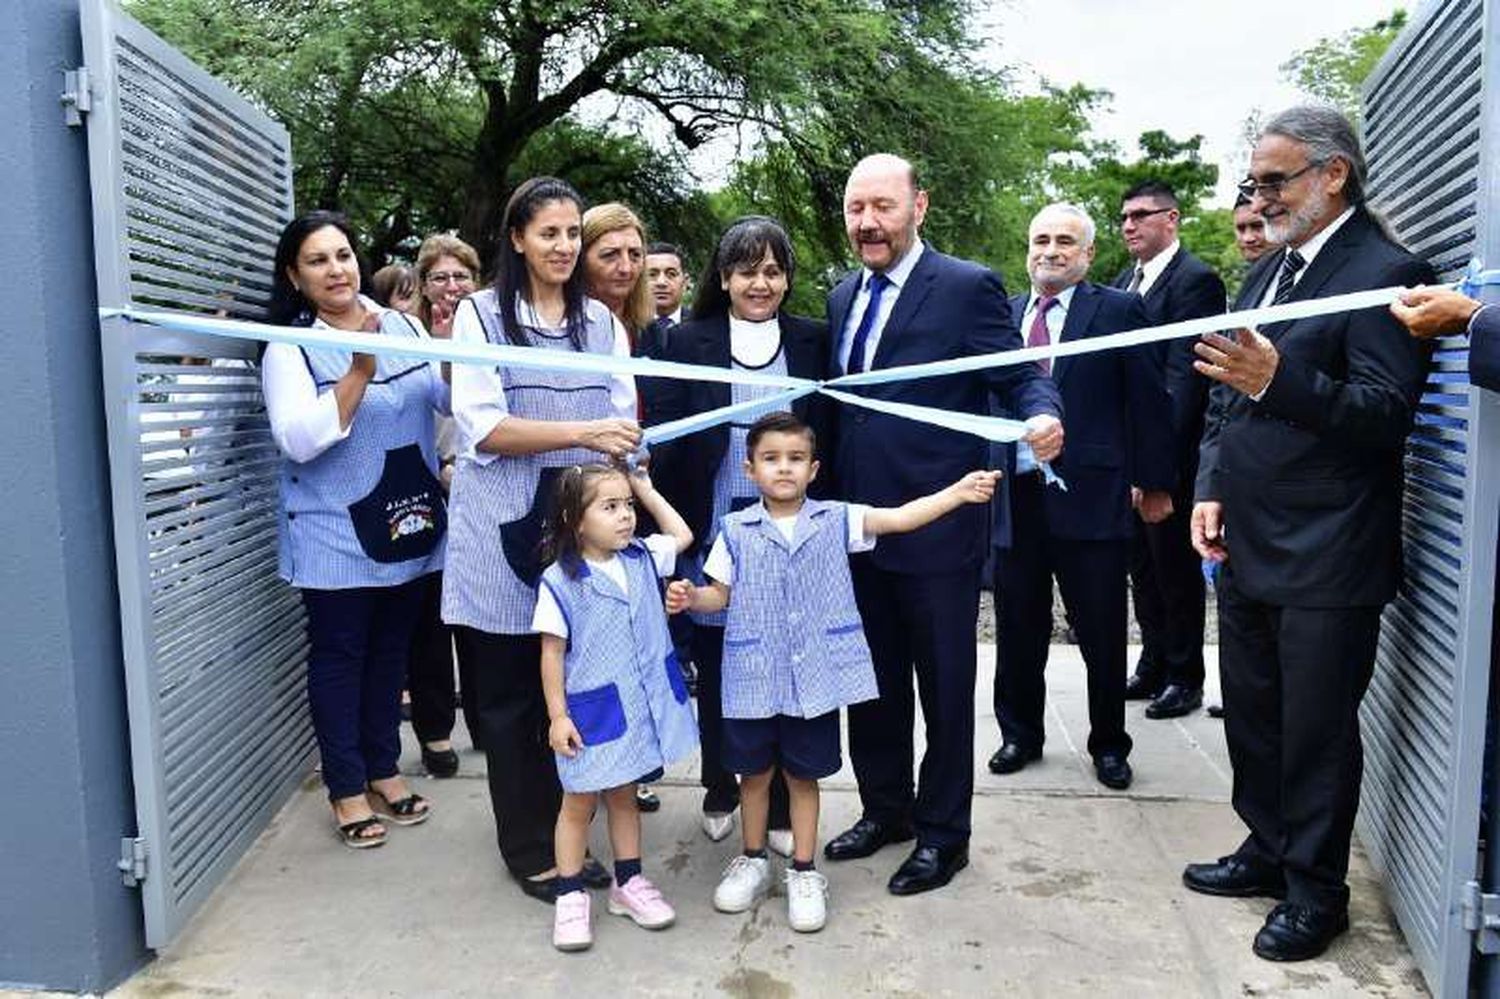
1183,105,1435,962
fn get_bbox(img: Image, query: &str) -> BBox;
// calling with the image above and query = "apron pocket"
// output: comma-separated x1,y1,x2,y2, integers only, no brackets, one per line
347,444,447,564
665,649,689,704
567,682,627,746
499,465,565,588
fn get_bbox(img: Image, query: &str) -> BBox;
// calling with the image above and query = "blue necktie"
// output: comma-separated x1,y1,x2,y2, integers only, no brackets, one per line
845,273,890,374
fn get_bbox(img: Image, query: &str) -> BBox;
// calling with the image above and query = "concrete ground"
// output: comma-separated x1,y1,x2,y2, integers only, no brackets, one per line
102,645,1427,998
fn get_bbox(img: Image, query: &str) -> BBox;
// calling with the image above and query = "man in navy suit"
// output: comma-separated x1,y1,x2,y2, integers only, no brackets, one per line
821,154,1063,896
1391,285,1500,390
1114,181,1227,720
1185,106,1433,962
988,203,1177,789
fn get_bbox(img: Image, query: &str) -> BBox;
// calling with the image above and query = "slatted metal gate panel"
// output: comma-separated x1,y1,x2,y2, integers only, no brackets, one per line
1360,1,1500,994
79,2,310,947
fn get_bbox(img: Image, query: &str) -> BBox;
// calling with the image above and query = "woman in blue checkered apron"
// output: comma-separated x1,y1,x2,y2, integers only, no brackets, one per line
441,177,644,900
261,212,449,849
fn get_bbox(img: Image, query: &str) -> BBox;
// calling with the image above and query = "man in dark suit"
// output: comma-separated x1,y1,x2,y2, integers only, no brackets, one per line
1392,285,1500,390
638,242,688,361
821,154,1063,895
1184,105,1434,962
1114,180,1227,720
988,204,1177,790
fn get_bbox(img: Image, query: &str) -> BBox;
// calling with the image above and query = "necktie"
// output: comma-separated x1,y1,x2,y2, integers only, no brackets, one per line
845,273,890,374
1028,295,1058,375
1272,249,1306,305
1125,264,1144,294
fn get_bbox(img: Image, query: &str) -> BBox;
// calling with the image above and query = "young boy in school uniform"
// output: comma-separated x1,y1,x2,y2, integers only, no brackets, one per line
666,410,997,932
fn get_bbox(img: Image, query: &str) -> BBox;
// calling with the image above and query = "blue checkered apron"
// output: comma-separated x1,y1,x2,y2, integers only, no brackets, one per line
540,541,700,792
441,290,616,633
718,499,879,719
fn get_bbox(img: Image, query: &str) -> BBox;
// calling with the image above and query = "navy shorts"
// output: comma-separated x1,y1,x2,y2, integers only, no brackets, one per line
721,710,841,780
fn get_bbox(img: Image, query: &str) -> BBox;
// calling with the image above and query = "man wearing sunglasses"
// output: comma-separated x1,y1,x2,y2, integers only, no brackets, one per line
1114,182,1227,723
1183,105,1434,962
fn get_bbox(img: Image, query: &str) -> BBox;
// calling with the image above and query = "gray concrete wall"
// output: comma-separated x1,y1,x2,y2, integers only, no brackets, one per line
0,0,149,990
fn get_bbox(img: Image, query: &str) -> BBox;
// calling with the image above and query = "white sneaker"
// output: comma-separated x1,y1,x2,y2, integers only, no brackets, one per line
713,854,772,913
767,829,795,858
702,811,735,842
785,868,829,932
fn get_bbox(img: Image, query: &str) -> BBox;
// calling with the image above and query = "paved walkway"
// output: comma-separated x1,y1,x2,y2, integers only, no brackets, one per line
106,646,1427,998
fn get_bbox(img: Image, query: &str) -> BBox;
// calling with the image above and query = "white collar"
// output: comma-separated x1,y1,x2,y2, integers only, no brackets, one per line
861,240,925,292
1137,240,1181,292
1027,283,1078,315
1288,205,1356,269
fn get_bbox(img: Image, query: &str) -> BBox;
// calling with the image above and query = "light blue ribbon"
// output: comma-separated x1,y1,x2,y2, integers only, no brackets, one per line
102,265,1500,460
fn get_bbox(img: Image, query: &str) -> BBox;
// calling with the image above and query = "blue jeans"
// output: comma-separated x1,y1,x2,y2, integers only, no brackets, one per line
302,576,429,799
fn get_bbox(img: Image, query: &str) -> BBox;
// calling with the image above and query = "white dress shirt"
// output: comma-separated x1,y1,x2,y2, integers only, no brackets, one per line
1135,240,1181,297
838,241,926,372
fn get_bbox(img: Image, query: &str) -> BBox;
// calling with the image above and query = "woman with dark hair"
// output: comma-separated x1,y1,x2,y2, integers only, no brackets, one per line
261,210,449,848
649,215,829,857
441,177,642,901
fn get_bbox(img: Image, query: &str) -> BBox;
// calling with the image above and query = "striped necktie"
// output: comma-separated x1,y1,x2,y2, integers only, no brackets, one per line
1271,249,1306,306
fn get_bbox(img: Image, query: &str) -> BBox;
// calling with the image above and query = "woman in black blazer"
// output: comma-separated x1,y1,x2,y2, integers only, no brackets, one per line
648,216,830,851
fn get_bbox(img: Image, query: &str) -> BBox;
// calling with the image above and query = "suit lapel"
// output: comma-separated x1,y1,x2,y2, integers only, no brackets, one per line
1053,283,1098,386
871,247,938,370
1144,249,1182,309
828,276,858,373
1261,210,1368,342
706,312,732,408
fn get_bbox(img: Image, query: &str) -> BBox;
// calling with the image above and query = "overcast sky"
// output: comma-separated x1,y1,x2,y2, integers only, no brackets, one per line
978,0,1408,205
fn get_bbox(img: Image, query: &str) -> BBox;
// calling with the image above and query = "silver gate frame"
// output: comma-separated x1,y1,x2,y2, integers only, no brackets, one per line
79,0,308,947
1360,1,1500,994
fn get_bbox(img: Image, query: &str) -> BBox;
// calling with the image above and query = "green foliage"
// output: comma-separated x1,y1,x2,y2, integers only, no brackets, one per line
1281,9,1408,117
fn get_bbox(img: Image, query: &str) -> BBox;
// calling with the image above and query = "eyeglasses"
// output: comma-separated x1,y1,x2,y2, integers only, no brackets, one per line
426,270,474,285
1118,207,1174,226
1236,162,1321,201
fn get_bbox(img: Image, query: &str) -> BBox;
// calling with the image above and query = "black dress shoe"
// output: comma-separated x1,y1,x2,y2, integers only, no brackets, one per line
1124,673,1161,701
888,844,969,896
1145,684,1203,720
1094,753,1133,790
518,875,556,904
580,857,612,889
1253,902,1349,961
987,743,1041,774
1182,855,1287,898
823,818,916,861
421,744,460,778
1206,703,1225,719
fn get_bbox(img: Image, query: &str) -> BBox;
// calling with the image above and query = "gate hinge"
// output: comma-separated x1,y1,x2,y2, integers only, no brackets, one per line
1463,880,1500,954
118,836,148,887
61,67,91,127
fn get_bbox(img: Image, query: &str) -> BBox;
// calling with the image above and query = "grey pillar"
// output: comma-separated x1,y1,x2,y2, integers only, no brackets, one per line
0,0,149,990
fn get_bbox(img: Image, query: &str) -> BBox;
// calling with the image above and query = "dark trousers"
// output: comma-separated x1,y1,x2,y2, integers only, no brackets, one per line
847,558,981,850
1128,482,1206,689
302,576,428,800
453,627,561,880
406,571,478,746
691,624,791,828
993,474,1132,760
1218,569,1382,911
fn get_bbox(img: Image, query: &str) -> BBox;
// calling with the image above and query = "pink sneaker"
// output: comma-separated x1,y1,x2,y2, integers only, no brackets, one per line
552,890,592,952
607,874,676,929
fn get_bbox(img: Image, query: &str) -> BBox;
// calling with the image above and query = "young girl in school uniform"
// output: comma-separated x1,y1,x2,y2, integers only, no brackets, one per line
533,463,699,952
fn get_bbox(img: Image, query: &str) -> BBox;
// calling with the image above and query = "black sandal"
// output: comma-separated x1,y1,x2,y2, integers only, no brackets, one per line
368,787,431,826
337,816,387,849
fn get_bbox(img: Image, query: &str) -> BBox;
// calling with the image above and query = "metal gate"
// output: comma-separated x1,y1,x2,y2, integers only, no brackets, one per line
1359,1,1500,994
77,1,311,948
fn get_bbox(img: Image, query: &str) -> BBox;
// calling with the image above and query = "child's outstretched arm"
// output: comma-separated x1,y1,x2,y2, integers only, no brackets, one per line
539,634,584,757
863,470,1001,537
630,468,693,554
665,578,730,615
